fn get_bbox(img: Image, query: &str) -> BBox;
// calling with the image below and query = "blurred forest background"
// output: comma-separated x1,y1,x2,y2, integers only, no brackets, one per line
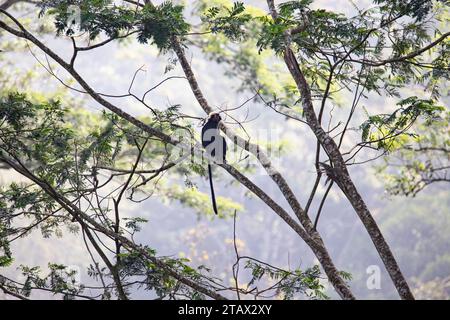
0,0,449,299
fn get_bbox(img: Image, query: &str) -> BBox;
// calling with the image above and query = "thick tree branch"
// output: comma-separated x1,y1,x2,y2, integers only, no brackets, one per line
348,32,450,67
266,0,415,300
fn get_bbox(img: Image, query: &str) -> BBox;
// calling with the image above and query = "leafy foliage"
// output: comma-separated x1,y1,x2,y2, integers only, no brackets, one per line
0,92,241,299
245,261,329,299
373,0,444,22
377,111,449,196
203,1,252,41
137,1,190,50
0,0,448,300
4,263,84,299
39,0,136,38
0,92,76,187
118,247,214,299
0,222,13,267
197,0,449,108
360,97,445,151
39,0,190,51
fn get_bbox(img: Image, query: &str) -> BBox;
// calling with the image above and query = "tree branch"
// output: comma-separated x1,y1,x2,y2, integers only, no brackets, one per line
267,0,414,300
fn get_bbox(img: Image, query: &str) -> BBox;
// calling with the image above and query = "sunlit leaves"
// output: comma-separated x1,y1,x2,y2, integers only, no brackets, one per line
203,1,252,41
257,3,365,55
168,185,243,218
199,0,448,107
360,97,445,151
377,111,449,196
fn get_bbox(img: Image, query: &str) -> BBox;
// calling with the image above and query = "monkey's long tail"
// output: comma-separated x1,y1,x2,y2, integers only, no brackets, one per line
208,164,218,215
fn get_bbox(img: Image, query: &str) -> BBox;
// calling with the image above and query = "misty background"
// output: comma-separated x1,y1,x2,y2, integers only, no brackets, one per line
0,0,449,299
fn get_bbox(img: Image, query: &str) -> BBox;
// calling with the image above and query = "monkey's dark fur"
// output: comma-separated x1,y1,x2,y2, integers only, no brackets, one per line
201,113,227,215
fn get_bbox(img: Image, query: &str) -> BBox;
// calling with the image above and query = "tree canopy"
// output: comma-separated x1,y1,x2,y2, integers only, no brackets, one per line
0,0,448,300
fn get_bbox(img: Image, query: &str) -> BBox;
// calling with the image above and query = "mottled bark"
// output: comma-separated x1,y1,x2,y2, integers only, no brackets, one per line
282,47,414,300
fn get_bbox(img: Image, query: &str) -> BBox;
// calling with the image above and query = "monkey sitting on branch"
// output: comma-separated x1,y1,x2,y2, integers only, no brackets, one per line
201,112,227,215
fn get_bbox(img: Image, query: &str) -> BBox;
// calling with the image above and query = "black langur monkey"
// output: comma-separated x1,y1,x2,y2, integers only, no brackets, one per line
201,112,227,215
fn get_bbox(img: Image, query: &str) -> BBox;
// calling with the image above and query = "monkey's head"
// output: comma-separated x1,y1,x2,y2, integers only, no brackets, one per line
208,112,222,123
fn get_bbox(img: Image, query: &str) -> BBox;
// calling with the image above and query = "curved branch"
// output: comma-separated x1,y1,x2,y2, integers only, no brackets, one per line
268,0,415,300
